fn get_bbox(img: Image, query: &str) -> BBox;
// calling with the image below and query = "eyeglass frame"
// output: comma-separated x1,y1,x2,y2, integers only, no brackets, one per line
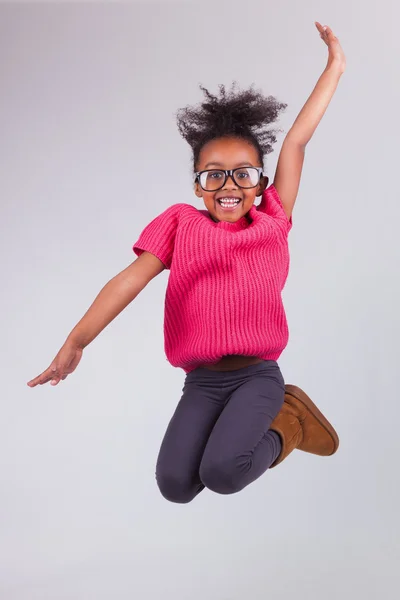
194,167,265,191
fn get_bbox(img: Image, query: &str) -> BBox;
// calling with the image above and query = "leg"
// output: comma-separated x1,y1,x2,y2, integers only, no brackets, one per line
156,376,225,503
200,362,285,495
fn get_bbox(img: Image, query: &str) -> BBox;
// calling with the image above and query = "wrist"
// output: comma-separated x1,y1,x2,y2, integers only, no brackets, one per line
67,332,86,350
325,59,346,76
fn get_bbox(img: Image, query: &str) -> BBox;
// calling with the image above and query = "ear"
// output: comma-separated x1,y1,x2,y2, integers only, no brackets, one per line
194,181,203,198
256,175,269,197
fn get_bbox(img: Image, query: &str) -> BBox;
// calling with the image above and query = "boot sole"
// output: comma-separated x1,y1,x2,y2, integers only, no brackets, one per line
285,384,340,455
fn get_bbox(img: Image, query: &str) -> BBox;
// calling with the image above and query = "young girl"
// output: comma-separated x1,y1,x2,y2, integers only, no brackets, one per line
28,23,345,503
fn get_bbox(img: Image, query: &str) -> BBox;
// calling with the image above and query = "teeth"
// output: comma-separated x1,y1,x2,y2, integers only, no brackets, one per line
219,198,240,207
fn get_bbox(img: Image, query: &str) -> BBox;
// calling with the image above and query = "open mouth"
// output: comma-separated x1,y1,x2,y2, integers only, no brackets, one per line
217,197,242,210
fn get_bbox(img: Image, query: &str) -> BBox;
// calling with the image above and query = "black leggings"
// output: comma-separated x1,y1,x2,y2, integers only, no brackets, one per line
156,360,285,503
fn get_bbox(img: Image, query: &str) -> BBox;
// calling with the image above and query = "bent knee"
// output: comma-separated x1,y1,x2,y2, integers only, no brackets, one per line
200,459,244,495
156,470,199,504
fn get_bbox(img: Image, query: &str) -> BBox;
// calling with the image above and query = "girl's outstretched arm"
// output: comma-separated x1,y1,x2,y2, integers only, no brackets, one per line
273,22,346,219
27,252,165,387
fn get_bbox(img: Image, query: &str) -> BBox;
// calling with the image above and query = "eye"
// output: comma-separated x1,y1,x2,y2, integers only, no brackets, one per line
208,171,223,179
236,170,250,179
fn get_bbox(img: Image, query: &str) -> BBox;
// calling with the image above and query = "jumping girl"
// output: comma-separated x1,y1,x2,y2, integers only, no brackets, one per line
28,22,345,503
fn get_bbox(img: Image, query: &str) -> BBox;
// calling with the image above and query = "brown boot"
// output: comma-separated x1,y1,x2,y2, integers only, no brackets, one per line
269,384,339,468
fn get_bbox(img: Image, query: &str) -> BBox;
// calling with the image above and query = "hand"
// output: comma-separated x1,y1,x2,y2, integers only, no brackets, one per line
27,340,83,387
315,22,346,74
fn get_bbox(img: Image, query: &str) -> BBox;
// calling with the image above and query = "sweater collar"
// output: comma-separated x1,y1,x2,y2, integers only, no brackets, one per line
202,205,258,231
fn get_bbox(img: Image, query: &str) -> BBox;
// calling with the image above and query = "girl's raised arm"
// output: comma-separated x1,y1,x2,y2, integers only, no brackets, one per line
273,22,346,219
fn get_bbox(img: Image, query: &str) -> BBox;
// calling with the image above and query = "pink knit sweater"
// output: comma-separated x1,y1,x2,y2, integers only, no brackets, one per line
133,185,292,373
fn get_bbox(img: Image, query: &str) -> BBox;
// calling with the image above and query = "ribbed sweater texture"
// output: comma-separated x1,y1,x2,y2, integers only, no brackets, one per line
133,185,292,373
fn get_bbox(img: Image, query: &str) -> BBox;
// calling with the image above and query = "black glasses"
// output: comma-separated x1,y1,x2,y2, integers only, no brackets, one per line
195,167,263,191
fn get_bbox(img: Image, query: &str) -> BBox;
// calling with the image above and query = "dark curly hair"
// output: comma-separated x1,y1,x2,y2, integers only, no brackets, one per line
176,82,287,171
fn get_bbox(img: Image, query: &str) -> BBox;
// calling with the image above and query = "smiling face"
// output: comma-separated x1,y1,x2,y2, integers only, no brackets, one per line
194,136,268,223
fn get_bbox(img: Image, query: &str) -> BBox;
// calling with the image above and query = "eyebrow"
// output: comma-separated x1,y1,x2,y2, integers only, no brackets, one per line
203,162,255,169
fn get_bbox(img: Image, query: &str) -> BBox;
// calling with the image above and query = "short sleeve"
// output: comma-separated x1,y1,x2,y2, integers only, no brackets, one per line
132,203,182,270
257,184,292,233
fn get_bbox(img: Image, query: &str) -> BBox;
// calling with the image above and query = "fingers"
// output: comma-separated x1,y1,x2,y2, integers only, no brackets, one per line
315,21,324,34
318,24,329,42
27,345,82,388
315,22,338,44
27,364,66,387
49,368,70,385
27,368,55,387
324,26,338,41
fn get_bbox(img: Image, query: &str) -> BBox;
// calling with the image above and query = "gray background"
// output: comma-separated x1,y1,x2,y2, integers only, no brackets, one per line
1,1,399,599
